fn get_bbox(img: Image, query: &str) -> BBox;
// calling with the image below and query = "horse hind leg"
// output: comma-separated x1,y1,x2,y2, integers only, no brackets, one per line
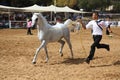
44,45,49,62
64,37,73,59
58,39,65,57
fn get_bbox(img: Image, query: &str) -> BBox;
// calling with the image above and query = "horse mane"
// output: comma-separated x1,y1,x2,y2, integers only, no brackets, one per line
33,13,50,28
38,13,49,27
63,19,73,28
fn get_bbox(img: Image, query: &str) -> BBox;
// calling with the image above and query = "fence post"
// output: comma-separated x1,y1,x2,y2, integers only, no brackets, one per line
9,20,11,29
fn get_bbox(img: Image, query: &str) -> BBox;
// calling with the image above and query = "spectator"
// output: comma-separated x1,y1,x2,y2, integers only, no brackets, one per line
105,16,112,36
53,16,64,28
26,19,33,35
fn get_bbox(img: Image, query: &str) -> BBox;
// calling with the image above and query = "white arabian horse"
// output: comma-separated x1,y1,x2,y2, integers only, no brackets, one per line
32,13,73,64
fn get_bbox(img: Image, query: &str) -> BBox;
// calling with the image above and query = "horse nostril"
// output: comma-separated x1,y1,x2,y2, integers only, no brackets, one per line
36,18,38,21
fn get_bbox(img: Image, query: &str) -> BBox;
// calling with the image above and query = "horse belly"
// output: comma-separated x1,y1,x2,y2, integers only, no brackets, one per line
48,29,63,42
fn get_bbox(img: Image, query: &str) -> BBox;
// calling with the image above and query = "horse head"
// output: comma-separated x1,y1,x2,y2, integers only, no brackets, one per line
31,13,39,27
32,13,48,28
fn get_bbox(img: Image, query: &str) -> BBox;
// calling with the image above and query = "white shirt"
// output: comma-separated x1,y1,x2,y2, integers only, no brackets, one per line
105,21,111,27
86,20,107,35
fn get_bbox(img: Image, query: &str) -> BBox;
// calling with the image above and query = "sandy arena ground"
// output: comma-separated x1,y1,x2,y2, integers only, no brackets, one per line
0,27,120,80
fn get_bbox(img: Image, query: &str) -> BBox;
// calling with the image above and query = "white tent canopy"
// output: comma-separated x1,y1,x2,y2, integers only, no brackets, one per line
58,6,89,13
19,4,45,12
21,4,90,13
0,5,24,12
0,4,90,13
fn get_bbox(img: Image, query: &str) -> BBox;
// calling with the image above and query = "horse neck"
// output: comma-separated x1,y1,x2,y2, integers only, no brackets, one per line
37,17,49,33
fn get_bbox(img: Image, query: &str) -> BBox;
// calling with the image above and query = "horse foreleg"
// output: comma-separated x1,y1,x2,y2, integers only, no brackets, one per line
58,40,65,57
65,37,73,59
32,40,46,64
44,45,49,62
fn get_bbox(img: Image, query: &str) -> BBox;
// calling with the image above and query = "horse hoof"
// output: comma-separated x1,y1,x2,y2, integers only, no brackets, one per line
44,61,48,63
61,54,63,57
32,61,36,64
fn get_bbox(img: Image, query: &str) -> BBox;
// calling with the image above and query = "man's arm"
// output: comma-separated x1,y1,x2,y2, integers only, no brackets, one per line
108,23,112,33
107,27,112,33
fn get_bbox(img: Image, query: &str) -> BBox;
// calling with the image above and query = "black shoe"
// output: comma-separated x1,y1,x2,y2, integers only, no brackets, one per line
106,45,110,51
85,58,90,64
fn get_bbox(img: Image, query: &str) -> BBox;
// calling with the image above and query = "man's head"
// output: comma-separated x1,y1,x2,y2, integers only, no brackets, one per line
56,16,62,22
92,12,99,20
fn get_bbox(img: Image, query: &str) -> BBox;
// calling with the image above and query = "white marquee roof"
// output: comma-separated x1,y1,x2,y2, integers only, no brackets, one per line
0,4,91,13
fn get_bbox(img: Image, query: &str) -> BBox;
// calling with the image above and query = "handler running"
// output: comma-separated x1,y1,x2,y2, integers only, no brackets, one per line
79,12,110,64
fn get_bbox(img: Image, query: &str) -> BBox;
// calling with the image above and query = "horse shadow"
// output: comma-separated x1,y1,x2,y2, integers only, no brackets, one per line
53,57,103,65
90,60,120,68
113,60,120,66
60,58,86,65
90,64,112,68
93,56,103,60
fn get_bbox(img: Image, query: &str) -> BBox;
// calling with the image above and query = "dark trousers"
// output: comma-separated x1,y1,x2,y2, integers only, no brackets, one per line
27,27,32,35
106,29,110,35
87,35,109,60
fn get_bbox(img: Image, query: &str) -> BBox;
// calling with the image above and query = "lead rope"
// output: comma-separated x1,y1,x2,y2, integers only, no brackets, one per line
79,24,87,54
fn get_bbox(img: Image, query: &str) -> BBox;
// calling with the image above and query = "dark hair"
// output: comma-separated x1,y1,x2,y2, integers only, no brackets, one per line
92,11,99,16
106,15,110,19
56,16,62,21
28,18,32,21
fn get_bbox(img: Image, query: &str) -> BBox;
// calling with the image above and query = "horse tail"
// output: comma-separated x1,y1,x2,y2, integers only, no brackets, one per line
64,19,76,31
64,19,72,26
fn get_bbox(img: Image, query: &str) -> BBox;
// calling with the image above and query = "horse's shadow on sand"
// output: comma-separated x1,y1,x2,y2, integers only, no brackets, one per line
60,58,86,65
34,58,86,67
113,60,120,65
59,56,103,65
90,60,120,68
60,58,120,67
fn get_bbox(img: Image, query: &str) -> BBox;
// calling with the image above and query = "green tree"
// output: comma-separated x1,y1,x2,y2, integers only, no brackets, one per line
0,0,11,6
112,3,120,13
10,0,33,7
10,0,52,7
110,0,120,13
77,0,110,11
53,0,77,8
32,0,52,6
